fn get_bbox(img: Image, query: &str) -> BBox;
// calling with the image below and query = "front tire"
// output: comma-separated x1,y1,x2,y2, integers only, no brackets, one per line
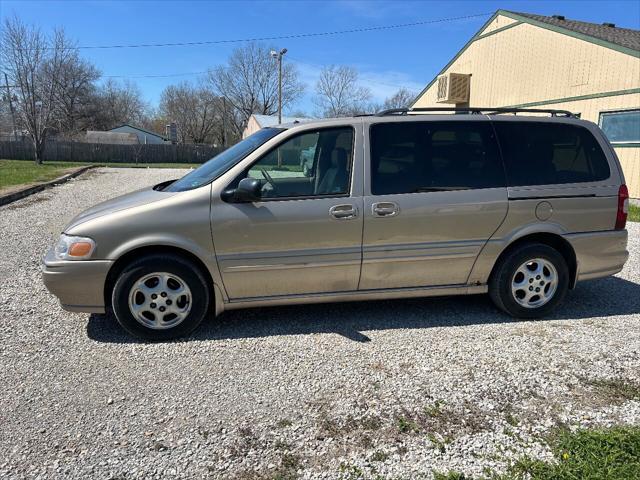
111,254,210,340
489,243,569,319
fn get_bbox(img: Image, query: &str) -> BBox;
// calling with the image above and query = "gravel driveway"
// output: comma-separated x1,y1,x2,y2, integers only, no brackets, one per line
1,167,639,479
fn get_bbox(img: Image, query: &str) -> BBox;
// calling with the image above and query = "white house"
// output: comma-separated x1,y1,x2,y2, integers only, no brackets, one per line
242,114,314,139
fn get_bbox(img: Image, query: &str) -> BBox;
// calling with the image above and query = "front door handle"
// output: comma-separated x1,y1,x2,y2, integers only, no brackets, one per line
329,204,358,220
372,202,399,217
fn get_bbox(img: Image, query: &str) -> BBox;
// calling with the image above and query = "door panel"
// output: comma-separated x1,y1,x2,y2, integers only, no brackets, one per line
211,197,363,298
360,189,507,289
360,119,508,290
210,125,364,299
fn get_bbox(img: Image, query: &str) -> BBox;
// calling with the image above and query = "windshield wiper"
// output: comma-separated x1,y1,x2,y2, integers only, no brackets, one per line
411,186,471,193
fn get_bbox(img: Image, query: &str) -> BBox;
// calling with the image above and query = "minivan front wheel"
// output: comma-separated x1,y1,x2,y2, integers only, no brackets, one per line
489,243,569,319
111,254,210,340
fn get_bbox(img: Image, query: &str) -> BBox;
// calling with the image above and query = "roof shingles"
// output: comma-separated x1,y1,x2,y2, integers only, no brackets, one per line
510,11,640,52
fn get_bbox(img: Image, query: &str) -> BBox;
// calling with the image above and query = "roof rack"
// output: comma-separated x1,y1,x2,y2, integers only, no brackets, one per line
376,107,577,118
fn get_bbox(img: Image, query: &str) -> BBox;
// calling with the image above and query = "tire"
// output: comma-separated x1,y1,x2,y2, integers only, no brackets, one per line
489,243,569,319
111,254,210,340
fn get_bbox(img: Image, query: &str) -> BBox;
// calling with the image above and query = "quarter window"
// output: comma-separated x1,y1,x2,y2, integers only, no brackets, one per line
370,121,505,195
240,127,353,199
600,110,640,144
494,122,610,186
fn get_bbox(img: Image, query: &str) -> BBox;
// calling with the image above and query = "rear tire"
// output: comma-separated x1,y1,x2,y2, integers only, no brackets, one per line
489,243,569,319
111,254,210,340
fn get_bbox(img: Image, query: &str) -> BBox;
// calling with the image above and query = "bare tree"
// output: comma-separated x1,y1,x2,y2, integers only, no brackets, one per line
1,16,73,163
51,52,101,137
313,65,371,118
383,87,417,110
160,81,220,144
208,42,304,136
94,78,147,129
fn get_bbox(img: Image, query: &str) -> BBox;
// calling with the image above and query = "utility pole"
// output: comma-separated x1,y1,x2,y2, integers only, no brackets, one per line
270,48,287,124
4,73,18,141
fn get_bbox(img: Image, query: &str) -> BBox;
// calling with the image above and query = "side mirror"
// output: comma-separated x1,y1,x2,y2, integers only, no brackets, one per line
224,177,262,203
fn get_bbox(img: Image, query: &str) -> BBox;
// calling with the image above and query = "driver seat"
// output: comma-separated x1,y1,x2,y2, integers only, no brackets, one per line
317,148,348,194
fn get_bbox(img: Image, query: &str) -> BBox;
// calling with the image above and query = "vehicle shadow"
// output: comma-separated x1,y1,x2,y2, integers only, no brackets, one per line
86,276,640,344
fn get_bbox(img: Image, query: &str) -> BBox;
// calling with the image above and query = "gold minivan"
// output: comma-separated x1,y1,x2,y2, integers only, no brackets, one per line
42,108,630,340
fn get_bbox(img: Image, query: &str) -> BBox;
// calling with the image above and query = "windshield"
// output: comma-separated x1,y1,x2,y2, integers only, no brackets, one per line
164,127,284,192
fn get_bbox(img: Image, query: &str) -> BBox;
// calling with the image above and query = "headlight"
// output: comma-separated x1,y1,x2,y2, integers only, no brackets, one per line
54,234,96,260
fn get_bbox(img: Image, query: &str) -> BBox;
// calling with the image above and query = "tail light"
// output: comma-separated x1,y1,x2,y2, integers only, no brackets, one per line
616,184,629,230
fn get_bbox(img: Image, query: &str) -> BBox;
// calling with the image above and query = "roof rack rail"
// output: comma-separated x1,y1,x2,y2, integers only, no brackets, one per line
376,107,577,118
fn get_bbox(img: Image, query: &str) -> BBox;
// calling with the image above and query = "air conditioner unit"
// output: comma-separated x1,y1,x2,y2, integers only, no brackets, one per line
436,73,470,104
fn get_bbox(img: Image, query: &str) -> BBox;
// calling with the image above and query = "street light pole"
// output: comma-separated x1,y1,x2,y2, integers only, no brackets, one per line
270,48,287,124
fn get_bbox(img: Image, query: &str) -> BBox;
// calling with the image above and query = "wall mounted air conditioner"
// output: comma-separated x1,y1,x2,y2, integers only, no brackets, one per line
436,73,471,104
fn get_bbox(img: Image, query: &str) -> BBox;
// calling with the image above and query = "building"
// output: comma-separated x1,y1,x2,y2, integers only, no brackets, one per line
242,114,314,139
109,124,168,144
412,10,640,197
85,131,139,145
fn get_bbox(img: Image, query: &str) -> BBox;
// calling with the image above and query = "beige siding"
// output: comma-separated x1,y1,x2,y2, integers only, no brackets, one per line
616,148,640,199
413,14,640,196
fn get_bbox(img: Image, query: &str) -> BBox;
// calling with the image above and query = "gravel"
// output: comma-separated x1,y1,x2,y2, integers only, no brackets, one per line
1,167,639,479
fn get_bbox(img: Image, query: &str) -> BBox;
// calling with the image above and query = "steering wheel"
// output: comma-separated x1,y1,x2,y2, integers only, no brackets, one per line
259,167,276,188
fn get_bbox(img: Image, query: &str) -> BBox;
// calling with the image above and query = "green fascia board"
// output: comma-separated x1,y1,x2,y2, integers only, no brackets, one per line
611,143,640,148
475,21,522,40
411,8,640,107
499,10,640,59
503,88,640,108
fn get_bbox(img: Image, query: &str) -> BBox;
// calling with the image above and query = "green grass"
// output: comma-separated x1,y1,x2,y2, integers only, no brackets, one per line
434,426,640,480
511,427,640,480
629,203,640,222
0,160,88,190
0,159,199,190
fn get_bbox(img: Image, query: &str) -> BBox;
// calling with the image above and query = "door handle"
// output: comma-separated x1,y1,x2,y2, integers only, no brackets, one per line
372,202,399,217
329,204,358,220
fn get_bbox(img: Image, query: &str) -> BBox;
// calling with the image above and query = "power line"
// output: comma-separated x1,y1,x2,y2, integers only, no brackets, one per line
72,12,491,50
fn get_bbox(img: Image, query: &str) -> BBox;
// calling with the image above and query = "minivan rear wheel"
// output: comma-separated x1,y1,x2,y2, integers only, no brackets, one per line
489,243,568,319
111,254,210,340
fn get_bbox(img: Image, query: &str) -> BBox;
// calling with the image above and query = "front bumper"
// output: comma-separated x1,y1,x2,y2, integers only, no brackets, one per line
41,247,113,313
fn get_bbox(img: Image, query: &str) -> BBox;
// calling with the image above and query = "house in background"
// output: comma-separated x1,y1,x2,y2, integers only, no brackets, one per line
243,114,314,139
84,131,139,145
109,124,168,144
412,10,640,197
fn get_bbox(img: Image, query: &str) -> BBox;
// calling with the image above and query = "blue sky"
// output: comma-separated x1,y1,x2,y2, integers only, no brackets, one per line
2,0,639,114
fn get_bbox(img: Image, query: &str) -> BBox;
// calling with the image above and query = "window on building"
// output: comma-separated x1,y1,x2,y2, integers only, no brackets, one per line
493,122,610,186
599,110,640,144
370,122,505,195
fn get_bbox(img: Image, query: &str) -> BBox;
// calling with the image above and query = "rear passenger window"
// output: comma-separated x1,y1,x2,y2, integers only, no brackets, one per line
494,122,610,186
370,122,505,195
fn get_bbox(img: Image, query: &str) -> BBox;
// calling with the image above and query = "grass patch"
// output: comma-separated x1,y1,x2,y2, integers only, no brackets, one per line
512,427,640,480
629,203,640,222
0,159,88,189
0,159,198,190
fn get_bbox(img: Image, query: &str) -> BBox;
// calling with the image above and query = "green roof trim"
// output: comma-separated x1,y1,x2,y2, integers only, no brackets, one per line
411,9,640,107
503,88,640,108
611,143,640,148
475,21,523,40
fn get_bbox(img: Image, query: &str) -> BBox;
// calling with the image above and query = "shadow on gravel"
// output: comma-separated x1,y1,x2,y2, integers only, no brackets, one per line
86,276,640,344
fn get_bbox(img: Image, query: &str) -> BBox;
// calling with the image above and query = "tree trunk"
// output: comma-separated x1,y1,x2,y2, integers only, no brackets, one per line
34,138,45,165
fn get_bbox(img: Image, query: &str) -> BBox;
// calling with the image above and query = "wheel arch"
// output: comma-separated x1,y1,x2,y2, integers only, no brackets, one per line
488,232,578,289
104,245,223,314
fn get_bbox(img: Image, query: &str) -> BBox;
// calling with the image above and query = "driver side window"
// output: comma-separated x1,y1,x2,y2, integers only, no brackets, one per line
246,127,353,199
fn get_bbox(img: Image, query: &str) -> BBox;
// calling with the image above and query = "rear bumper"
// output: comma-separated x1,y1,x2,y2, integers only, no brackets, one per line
566,229,629,282
41,247,112,313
